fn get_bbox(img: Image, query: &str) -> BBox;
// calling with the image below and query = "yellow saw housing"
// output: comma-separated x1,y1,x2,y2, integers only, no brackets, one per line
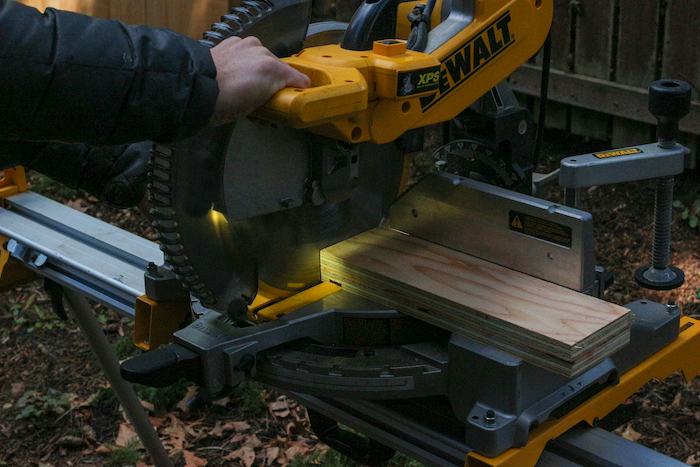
253,0,553,144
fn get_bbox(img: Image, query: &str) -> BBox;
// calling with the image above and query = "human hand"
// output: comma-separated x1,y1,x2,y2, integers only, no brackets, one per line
208,36,311,126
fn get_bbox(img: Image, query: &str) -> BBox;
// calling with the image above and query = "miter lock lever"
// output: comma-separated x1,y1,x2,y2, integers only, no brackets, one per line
120,344,202,388
307,408,395,466
635,79,691,291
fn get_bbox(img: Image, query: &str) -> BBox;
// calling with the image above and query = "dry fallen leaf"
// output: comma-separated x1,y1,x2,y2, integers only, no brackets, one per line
670,392,683,409
209,420,251,437
140,400,155,413
149,416,167,428
687,453,700,466
66,199,90,213
269,398,290,418
10,382,25,398
56,436,85,447
264,446,280,466
223,446,255,467
285,441,312,460
212,396,230,407
176,386,199,413
620,425,642,443
183,450,208,467
82,424,97,441
116,422,139,447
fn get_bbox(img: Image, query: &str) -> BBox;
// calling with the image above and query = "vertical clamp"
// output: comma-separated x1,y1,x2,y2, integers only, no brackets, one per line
634,80,692,291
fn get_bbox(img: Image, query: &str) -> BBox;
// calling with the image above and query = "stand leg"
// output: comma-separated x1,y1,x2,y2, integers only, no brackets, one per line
64,289,174,467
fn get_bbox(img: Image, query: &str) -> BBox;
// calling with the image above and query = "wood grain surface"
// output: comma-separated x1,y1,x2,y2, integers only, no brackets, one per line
321,227,631,377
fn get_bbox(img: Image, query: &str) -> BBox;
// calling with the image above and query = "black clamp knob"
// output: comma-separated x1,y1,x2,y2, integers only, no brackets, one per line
648,79,692,144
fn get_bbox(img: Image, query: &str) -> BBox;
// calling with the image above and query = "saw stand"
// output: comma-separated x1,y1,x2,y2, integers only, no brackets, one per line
0,183,177,467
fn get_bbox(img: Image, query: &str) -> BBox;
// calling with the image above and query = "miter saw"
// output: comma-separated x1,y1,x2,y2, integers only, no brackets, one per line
1,0,700,466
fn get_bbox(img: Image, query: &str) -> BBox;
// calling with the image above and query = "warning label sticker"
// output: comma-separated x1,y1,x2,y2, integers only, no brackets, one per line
509,211,572,248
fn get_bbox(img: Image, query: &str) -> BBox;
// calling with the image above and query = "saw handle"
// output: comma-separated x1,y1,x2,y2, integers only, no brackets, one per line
307,408,395,466
255,59,368,126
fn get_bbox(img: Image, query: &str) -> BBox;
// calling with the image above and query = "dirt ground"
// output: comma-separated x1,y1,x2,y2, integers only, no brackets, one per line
1,129,700,466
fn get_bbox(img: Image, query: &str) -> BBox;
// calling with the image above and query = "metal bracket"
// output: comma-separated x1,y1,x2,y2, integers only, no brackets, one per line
6,238,47,268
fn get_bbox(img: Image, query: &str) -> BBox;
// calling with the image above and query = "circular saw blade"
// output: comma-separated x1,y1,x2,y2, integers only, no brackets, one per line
154,19,406,311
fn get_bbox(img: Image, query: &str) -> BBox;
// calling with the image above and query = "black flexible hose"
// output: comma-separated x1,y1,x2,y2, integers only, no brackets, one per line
407,0,436,52
532,30,552,170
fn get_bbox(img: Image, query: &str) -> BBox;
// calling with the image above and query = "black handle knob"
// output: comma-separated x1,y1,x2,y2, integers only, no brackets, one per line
648,79,692,142
120,345,202,388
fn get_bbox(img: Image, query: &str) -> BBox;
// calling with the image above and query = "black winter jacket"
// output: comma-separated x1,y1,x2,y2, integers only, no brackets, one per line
0,0,218,144
0,0,220,206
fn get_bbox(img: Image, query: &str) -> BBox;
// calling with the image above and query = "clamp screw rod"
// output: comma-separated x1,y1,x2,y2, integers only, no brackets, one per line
650,176,674,270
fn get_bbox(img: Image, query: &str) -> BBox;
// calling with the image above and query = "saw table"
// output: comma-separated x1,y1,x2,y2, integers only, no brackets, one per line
3,0,700,466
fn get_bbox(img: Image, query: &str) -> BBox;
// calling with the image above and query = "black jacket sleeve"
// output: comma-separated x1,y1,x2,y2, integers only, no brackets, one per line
0,0,219,145
0,141,152,208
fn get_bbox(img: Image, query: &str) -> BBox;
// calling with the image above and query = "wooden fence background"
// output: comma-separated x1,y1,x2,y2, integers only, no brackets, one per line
17,0,700,155
507,0,700,156
17,0,231,39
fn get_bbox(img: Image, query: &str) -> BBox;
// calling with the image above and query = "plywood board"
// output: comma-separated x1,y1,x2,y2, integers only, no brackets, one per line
321,227,630,377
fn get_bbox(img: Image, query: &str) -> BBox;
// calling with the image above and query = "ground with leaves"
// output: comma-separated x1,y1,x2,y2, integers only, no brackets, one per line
1,130,700,466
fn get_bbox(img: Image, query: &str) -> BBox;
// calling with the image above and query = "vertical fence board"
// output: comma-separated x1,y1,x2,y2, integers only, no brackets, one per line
166,0,195,35
611,117,653,148
110,0,146,25
616,0,658,87
610,0,659,147
145,0,168,28
20,0,47,11
662,0,700,100
573,0,614,78
550,0,573,70
539,0,574,132
18,0,110,18
570,0,615,140
80,0,110,18
181,0,227,39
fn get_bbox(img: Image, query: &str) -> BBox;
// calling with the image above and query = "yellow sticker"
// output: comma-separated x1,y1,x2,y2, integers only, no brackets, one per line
592,148,643,159
509,211,572,248
511,215,523,229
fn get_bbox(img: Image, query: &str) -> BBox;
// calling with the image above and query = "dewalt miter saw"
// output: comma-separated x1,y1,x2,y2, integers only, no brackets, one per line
2,0,700,466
